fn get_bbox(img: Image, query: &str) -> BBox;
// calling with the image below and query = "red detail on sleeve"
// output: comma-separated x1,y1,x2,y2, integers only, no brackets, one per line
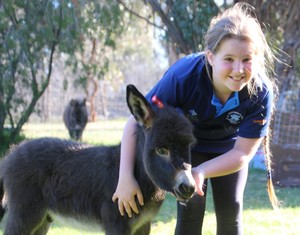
151,95,164,108
253,119,267,125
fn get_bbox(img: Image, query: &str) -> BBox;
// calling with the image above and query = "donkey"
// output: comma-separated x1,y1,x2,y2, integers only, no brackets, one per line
63,98,88,141
0,84,196,235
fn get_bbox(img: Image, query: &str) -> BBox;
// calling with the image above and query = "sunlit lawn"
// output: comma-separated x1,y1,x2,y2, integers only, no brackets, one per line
21,118,126,146
0,119,299,234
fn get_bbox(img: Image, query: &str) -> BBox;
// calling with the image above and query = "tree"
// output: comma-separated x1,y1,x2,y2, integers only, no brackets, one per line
0,0,79,146
117,0,219,64
68,1,124,121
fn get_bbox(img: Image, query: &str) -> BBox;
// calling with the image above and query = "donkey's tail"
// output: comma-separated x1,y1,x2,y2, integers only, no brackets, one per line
0,178,5,222
263,135,281,209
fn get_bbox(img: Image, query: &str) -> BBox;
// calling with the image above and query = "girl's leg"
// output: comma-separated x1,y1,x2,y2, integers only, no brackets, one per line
174,152,210,235
210,166,248,235
175,181,208,235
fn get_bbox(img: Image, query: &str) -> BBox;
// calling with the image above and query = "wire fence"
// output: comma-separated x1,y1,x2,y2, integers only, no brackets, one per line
273,79,300,148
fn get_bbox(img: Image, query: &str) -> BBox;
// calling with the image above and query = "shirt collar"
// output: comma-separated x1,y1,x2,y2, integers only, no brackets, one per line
211,92,240,117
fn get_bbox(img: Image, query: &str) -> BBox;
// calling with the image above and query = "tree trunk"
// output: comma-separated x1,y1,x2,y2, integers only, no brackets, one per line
89,77,99,122
275,0,300,92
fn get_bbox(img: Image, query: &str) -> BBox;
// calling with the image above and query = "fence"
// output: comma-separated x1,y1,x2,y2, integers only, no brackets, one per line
272,77,300,186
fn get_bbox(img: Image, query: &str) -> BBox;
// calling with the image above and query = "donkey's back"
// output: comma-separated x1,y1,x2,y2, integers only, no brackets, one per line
0,138,123,232
0,137,168,235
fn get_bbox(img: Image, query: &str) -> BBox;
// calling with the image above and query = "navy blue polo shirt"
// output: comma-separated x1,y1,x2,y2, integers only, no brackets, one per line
145,52,273,153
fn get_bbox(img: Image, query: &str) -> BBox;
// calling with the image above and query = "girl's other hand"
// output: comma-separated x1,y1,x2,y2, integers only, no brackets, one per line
112,176,144,218
192,167,205,196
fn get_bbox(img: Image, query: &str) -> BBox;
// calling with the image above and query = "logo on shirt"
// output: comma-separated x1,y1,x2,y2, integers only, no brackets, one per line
226,111,243,125
187,109,198,120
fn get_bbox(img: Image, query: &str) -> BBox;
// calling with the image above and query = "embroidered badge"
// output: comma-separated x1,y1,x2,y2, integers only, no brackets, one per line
187,109,198,120
226,111,243,125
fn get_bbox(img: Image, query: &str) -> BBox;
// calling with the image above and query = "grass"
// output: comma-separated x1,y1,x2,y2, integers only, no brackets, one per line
1,119,300,234
21,118,126,146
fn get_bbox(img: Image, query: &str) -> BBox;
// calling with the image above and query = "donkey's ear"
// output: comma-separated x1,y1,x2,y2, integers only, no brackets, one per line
126,84,155,128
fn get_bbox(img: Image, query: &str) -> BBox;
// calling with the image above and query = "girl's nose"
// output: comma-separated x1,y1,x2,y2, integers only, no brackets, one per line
233,61,244,74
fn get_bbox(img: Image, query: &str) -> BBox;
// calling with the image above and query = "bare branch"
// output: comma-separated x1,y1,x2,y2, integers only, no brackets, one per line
117,0,164,30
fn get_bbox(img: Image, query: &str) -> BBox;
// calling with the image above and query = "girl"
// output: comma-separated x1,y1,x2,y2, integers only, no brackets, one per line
112,3,279,235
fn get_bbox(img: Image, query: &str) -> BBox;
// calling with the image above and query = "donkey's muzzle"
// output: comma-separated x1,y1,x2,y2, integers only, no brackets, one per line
173,183,195,202
173,170,196,202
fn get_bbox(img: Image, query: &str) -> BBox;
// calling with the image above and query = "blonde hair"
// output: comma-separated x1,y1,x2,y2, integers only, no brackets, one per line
205,3,280,209
205,2,276,96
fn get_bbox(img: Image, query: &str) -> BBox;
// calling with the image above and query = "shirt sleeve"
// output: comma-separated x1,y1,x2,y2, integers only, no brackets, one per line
145,68,181,108
238,85,273,138
145,53,206,109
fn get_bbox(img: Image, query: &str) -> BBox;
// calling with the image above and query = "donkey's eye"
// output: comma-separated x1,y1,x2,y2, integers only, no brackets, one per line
155,148,169,157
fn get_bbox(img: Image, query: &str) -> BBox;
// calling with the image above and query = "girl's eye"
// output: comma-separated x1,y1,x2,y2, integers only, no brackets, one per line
155,148,170,157
243,58,251,63
224,57,233,62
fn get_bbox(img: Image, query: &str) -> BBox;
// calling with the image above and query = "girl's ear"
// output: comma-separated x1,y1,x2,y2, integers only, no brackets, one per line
206,50,214,66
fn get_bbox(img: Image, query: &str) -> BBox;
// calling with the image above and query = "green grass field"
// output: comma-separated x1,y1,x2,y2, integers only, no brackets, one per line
0,119,299,234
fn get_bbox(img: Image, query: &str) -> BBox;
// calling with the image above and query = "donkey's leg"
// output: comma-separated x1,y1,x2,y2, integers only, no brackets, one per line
105,227,131,235
4,204,47,235
33,214,53,235
104,220,131,235
133,222,151,235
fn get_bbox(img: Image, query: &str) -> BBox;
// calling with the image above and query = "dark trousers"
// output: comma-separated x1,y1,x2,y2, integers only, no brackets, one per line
175,152,248,235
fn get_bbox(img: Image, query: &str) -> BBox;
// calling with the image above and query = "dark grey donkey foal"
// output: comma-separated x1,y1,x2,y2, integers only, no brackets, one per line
63,98,88,141
0,84,196,235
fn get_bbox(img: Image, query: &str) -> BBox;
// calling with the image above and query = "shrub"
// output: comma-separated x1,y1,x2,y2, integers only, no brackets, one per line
0,129,25,157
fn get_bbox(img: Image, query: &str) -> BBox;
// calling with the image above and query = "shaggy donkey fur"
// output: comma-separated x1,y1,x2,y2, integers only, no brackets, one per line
0,84,196,235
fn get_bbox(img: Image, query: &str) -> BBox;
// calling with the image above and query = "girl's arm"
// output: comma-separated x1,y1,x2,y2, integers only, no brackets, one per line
112,115,144,217
193,136,263,195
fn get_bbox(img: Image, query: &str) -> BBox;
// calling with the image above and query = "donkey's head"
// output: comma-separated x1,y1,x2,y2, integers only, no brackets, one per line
126,84,196,202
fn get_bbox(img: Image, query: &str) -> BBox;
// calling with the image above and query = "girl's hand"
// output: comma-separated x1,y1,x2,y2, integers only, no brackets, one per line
192,167,206,196
112,176,144,218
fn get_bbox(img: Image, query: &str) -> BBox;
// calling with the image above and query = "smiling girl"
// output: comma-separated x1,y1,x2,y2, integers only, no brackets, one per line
112,3,279,235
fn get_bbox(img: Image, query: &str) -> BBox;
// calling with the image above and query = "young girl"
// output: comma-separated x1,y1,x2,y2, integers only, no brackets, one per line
112,3,279,235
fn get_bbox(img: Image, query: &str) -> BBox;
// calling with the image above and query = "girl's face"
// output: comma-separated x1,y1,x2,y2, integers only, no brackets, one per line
206,38,257,102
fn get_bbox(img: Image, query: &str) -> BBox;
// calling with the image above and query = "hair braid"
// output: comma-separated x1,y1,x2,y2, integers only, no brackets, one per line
263,133,280,209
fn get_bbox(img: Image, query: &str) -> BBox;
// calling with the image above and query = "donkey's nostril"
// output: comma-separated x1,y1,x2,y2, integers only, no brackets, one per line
178,183,195,198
